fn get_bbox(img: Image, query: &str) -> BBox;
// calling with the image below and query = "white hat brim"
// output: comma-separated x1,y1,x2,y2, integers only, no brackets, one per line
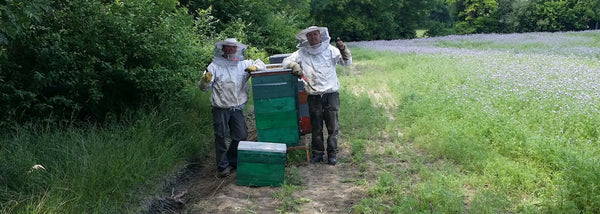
215,40,247,50
296,26,328,41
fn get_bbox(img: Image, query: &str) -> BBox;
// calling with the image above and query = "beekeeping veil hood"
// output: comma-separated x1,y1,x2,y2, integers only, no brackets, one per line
296,26,331,55
214,38,247,62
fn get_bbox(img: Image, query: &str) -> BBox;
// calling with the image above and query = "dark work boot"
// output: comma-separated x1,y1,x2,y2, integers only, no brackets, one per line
310,154,324,164
218,166,233,178
328,156,337,165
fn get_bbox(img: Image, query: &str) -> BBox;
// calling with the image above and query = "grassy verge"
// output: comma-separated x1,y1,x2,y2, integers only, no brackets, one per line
345,33,600,213
0,87,213,213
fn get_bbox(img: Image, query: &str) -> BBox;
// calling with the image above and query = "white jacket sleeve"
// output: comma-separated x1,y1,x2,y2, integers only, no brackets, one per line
282,51,300,68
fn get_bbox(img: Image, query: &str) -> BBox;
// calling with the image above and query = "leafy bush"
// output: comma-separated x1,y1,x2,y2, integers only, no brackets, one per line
185,0,304,55
0,0,209,127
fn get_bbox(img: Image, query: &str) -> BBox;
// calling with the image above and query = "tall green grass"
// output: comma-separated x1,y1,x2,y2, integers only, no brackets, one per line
0,88,213,213
344,36,600,213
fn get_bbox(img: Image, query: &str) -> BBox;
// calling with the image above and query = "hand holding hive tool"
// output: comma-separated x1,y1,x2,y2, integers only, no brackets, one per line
336,37,351,61
336,37,346,50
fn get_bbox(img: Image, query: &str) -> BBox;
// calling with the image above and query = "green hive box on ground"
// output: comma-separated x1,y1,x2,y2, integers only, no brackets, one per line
251,67,300,146
236,141,287,187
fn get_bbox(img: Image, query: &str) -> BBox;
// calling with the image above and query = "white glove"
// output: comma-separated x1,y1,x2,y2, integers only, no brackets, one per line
287,62,302,76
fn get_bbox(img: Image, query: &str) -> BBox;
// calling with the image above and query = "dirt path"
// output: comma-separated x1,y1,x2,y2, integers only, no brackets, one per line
146,109,368,214
184,145,365,213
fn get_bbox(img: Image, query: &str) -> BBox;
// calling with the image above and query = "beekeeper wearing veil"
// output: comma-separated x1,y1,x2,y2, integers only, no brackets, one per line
282,26,352,166
200,38,265,177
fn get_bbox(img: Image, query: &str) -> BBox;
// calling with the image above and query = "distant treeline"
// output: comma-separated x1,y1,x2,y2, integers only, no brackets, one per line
1,0,597,127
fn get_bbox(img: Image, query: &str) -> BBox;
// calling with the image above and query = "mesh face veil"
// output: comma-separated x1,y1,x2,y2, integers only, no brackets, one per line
214,38,247,61
214,46,245,61
295,26,331,49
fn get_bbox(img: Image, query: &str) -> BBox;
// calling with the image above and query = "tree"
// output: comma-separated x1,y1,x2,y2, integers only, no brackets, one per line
0,0,51,45
184,0,310,55
496,0,536,33
448,0,500,34
425,0,455,37
577,0,600,29
429,0,454,25
311,0,433,41
533,0,587,31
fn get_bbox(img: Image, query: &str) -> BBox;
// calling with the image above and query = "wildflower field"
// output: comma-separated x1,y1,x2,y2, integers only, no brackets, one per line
345,30,600,213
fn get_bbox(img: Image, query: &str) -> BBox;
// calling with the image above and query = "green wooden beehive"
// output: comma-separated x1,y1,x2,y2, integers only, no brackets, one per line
236,141,286,187
251,67,300,146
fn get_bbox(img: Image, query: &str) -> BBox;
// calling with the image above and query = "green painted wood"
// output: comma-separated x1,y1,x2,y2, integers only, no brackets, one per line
237,162,285,187
257,127,299,146
252,74,298,99
252,72,296,85
237,150,285,186
253,97,296,114
238,150,286,163
251,72,300,146
255,111,298,129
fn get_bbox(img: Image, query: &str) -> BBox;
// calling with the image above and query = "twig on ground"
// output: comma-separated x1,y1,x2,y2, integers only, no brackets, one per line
211,179,227,198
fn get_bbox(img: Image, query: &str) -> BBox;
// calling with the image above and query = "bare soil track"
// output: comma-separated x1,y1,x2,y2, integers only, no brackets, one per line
144,109,368,214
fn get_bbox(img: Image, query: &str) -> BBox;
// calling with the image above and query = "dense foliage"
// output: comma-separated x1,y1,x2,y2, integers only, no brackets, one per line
310,0,434,40
183,0,310,55
1,0,210,127
447,0,599,34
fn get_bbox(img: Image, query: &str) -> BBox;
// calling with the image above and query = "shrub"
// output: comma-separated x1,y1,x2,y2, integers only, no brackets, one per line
0,0,209,127
424,21,455,37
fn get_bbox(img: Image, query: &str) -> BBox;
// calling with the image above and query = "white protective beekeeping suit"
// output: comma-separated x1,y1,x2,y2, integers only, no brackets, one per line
282,26,352,95
200,38,265,109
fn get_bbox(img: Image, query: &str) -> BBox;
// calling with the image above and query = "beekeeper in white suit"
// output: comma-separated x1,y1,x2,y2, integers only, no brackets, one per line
199,38,265,177
282,26,352,165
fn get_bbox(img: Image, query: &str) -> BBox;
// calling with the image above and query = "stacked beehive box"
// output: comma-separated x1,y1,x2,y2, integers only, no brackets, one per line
268,53,311,135
236,141,286,186
251,65,300,147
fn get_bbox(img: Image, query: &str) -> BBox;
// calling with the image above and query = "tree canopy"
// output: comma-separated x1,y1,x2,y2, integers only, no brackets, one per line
312,0,434,40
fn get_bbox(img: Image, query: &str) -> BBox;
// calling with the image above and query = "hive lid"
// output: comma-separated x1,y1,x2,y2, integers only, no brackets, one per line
238,141,287,153
269,53,292,64
269,53,292,59
251,64,292,76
